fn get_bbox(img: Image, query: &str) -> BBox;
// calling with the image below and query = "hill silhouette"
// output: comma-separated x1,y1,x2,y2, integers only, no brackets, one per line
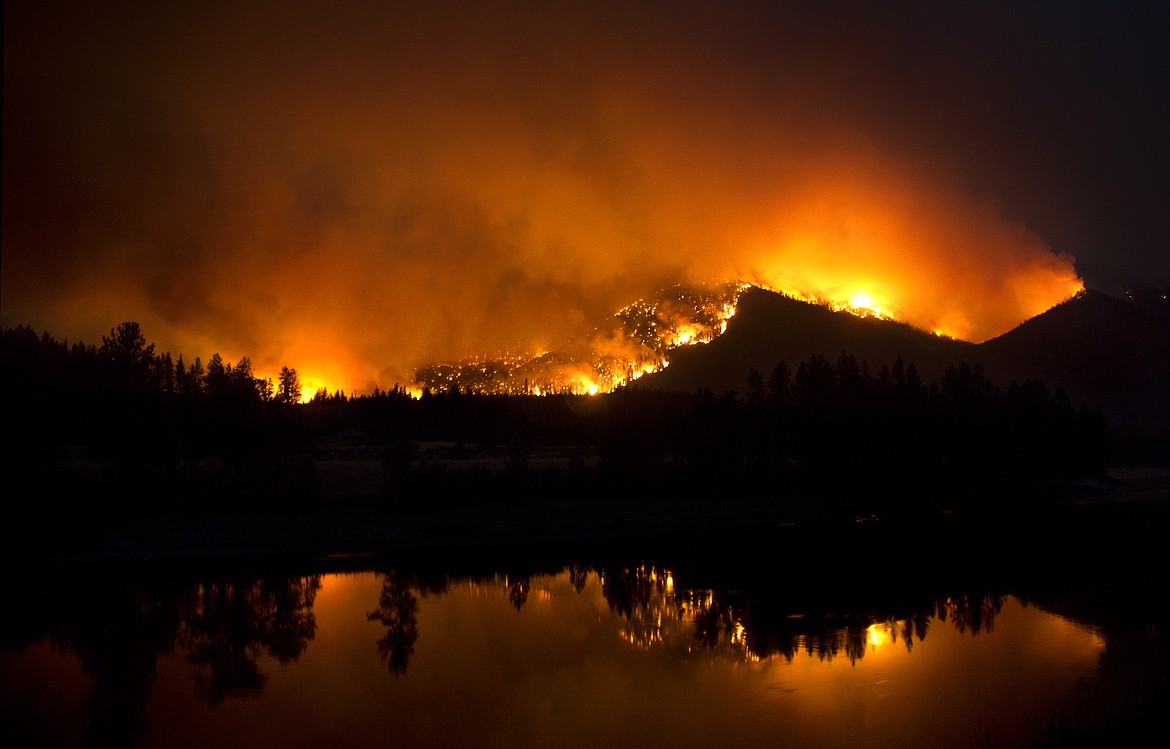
640,287,975,393
978,289,1169,434
636,286,1168,454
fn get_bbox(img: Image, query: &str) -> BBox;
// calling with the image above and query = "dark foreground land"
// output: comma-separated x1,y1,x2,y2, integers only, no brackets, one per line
3,317,1165,568
12,462,1166,564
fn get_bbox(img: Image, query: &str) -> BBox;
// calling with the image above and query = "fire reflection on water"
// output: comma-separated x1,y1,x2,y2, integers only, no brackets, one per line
0,564,1120,749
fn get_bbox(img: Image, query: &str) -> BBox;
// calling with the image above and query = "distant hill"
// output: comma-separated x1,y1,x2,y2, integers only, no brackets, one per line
638,286,976,393
978,289,1169,432
636,286,1169,444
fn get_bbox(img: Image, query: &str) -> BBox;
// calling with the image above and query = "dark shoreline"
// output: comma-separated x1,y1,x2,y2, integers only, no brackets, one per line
16,466,1166,569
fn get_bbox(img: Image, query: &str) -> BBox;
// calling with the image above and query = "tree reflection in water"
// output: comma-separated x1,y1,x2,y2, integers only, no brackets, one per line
179,576,321,703
506,576,530,611
47,577,180,749
367,573,419,676
580,562,1008,665
567,563,589,593
599,564,668,620
391,563,1008,668
356,563,1013,676
938,592,1005,635
0,559,1129,748
2,572,320,747
367,571,447,676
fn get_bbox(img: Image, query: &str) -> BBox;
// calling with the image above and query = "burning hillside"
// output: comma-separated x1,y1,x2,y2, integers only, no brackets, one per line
411,276,1074,397
413,282,746,395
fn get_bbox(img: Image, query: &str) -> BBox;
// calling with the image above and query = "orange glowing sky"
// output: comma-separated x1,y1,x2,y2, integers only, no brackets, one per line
4,2,1165,393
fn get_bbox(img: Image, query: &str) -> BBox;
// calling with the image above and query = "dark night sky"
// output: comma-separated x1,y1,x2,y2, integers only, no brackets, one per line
4,1,1167,390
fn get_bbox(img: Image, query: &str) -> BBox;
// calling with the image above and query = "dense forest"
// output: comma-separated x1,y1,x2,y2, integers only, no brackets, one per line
2,322,1109,520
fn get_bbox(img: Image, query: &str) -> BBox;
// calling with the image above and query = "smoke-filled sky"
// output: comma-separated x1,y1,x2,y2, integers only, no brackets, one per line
5,1,1167,392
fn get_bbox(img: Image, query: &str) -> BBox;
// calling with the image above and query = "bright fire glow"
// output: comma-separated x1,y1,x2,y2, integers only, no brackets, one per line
735,157,1085,343
774,286,896,323
411,282,746,395
2,9,1095,401
406,259,1084,398
866,622,894,650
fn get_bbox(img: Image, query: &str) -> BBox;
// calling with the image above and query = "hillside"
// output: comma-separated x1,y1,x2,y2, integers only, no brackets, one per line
638,286,976,393
634,286,1168,460
978,289,1169,431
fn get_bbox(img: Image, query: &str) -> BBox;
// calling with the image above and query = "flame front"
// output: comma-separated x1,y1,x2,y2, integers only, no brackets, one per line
412,282,747,395
407,255,1086,396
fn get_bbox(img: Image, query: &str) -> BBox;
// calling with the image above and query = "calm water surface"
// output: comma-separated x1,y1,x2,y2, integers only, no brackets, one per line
2,564,1126,749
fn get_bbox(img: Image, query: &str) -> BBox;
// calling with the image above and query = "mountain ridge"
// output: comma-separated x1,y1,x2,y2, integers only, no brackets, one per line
634,286,1168,441
638,286,975,392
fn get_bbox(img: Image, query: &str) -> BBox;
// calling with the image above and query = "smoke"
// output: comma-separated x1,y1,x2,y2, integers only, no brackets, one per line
3,2,1097,393
711,142,1084,341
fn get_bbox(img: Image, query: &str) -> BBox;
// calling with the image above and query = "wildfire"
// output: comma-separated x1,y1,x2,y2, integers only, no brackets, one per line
744,175,1087,344
770,286,895,323
408,260,1079,397
412,281,747,395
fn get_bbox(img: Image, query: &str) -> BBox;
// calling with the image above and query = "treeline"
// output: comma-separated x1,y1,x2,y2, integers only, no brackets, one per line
2,321,304,403
299,352,1109,499
1,323,1109,515
677,352,1109,492
1,322,323,512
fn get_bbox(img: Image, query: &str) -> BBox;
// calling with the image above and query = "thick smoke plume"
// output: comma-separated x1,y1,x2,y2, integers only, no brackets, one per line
9,2,1134,395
